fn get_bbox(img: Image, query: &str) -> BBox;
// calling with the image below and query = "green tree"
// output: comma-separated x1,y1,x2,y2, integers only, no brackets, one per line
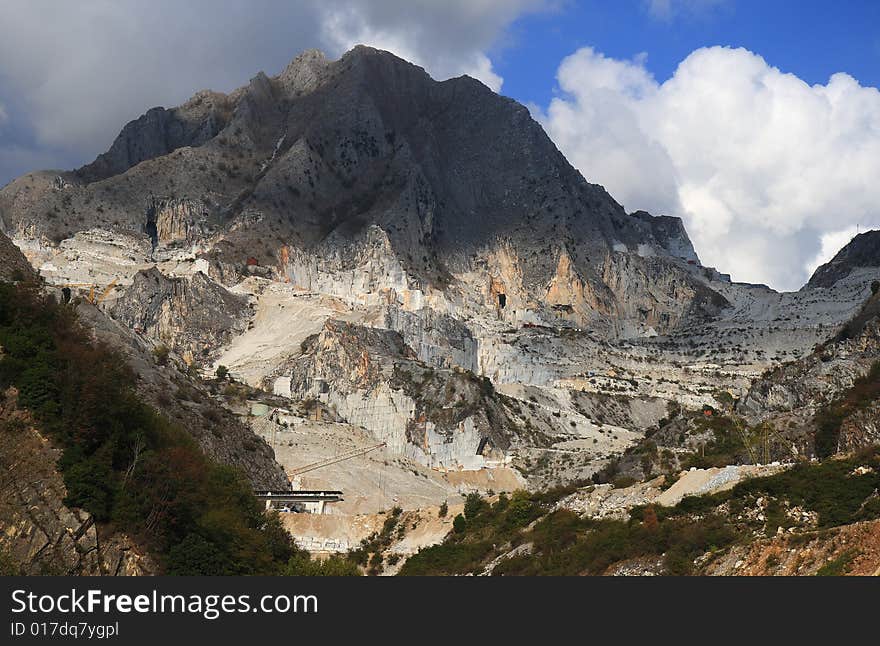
504,490,539,529
61,454,116,521
167,534,227,575
464,492,487,520
0,282,313,576
453,514,467,534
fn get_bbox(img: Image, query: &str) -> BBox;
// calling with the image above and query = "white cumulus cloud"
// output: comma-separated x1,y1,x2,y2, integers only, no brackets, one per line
315,0,548,93
539,46,880,290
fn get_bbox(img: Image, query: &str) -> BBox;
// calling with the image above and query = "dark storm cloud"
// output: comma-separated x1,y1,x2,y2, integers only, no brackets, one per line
0,0,546,185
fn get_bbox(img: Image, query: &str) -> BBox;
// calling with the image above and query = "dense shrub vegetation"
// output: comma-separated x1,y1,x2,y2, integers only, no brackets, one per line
401,448,880,576
401,491,736,576
0,282,346,575
682,414,746,468
493,510,736,576
399,491,551,575
672,446,880,528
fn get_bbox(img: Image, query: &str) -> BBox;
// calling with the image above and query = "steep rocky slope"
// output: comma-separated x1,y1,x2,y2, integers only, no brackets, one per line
1,230,292,574
0,388,154,575
0,230,35,281
737,281,880,457
110,267,250,364
73,297,287,489
807,231,880,289
277,319,515,469
0,46,722,338
0,280,301,575
2,45,880,493
739,319,880,422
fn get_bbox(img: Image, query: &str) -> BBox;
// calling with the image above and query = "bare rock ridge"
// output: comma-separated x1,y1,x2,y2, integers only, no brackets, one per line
0,45,721,337
630,210,700,264
0,230,35,281
737,286,880,456
76,93,233,184
276,319,513,469
806,230,880,289
2,45,880,487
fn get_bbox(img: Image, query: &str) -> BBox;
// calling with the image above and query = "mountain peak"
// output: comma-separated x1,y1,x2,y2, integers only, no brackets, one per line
277,48,330,93
1,45,730,337
807,230,880,288
341,44,414,64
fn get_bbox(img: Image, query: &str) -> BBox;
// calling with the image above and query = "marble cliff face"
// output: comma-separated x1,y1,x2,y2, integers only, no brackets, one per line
4,46,880,477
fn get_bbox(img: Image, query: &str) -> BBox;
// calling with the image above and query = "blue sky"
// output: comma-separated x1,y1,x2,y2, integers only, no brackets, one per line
0,1,878,290
496,0,880,108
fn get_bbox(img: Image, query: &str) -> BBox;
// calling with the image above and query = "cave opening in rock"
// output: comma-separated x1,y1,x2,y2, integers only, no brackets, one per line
497,293,506,309
144,211,158,249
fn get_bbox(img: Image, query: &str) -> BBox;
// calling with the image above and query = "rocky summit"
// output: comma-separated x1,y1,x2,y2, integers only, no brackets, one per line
2,46,880,576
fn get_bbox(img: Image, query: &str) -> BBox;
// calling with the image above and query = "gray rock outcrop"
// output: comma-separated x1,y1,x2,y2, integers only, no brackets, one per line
76,92,232,183
0,45,726,337
807,231,880,289
278,319,512,469
110,267,249,364
0,230,35,282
